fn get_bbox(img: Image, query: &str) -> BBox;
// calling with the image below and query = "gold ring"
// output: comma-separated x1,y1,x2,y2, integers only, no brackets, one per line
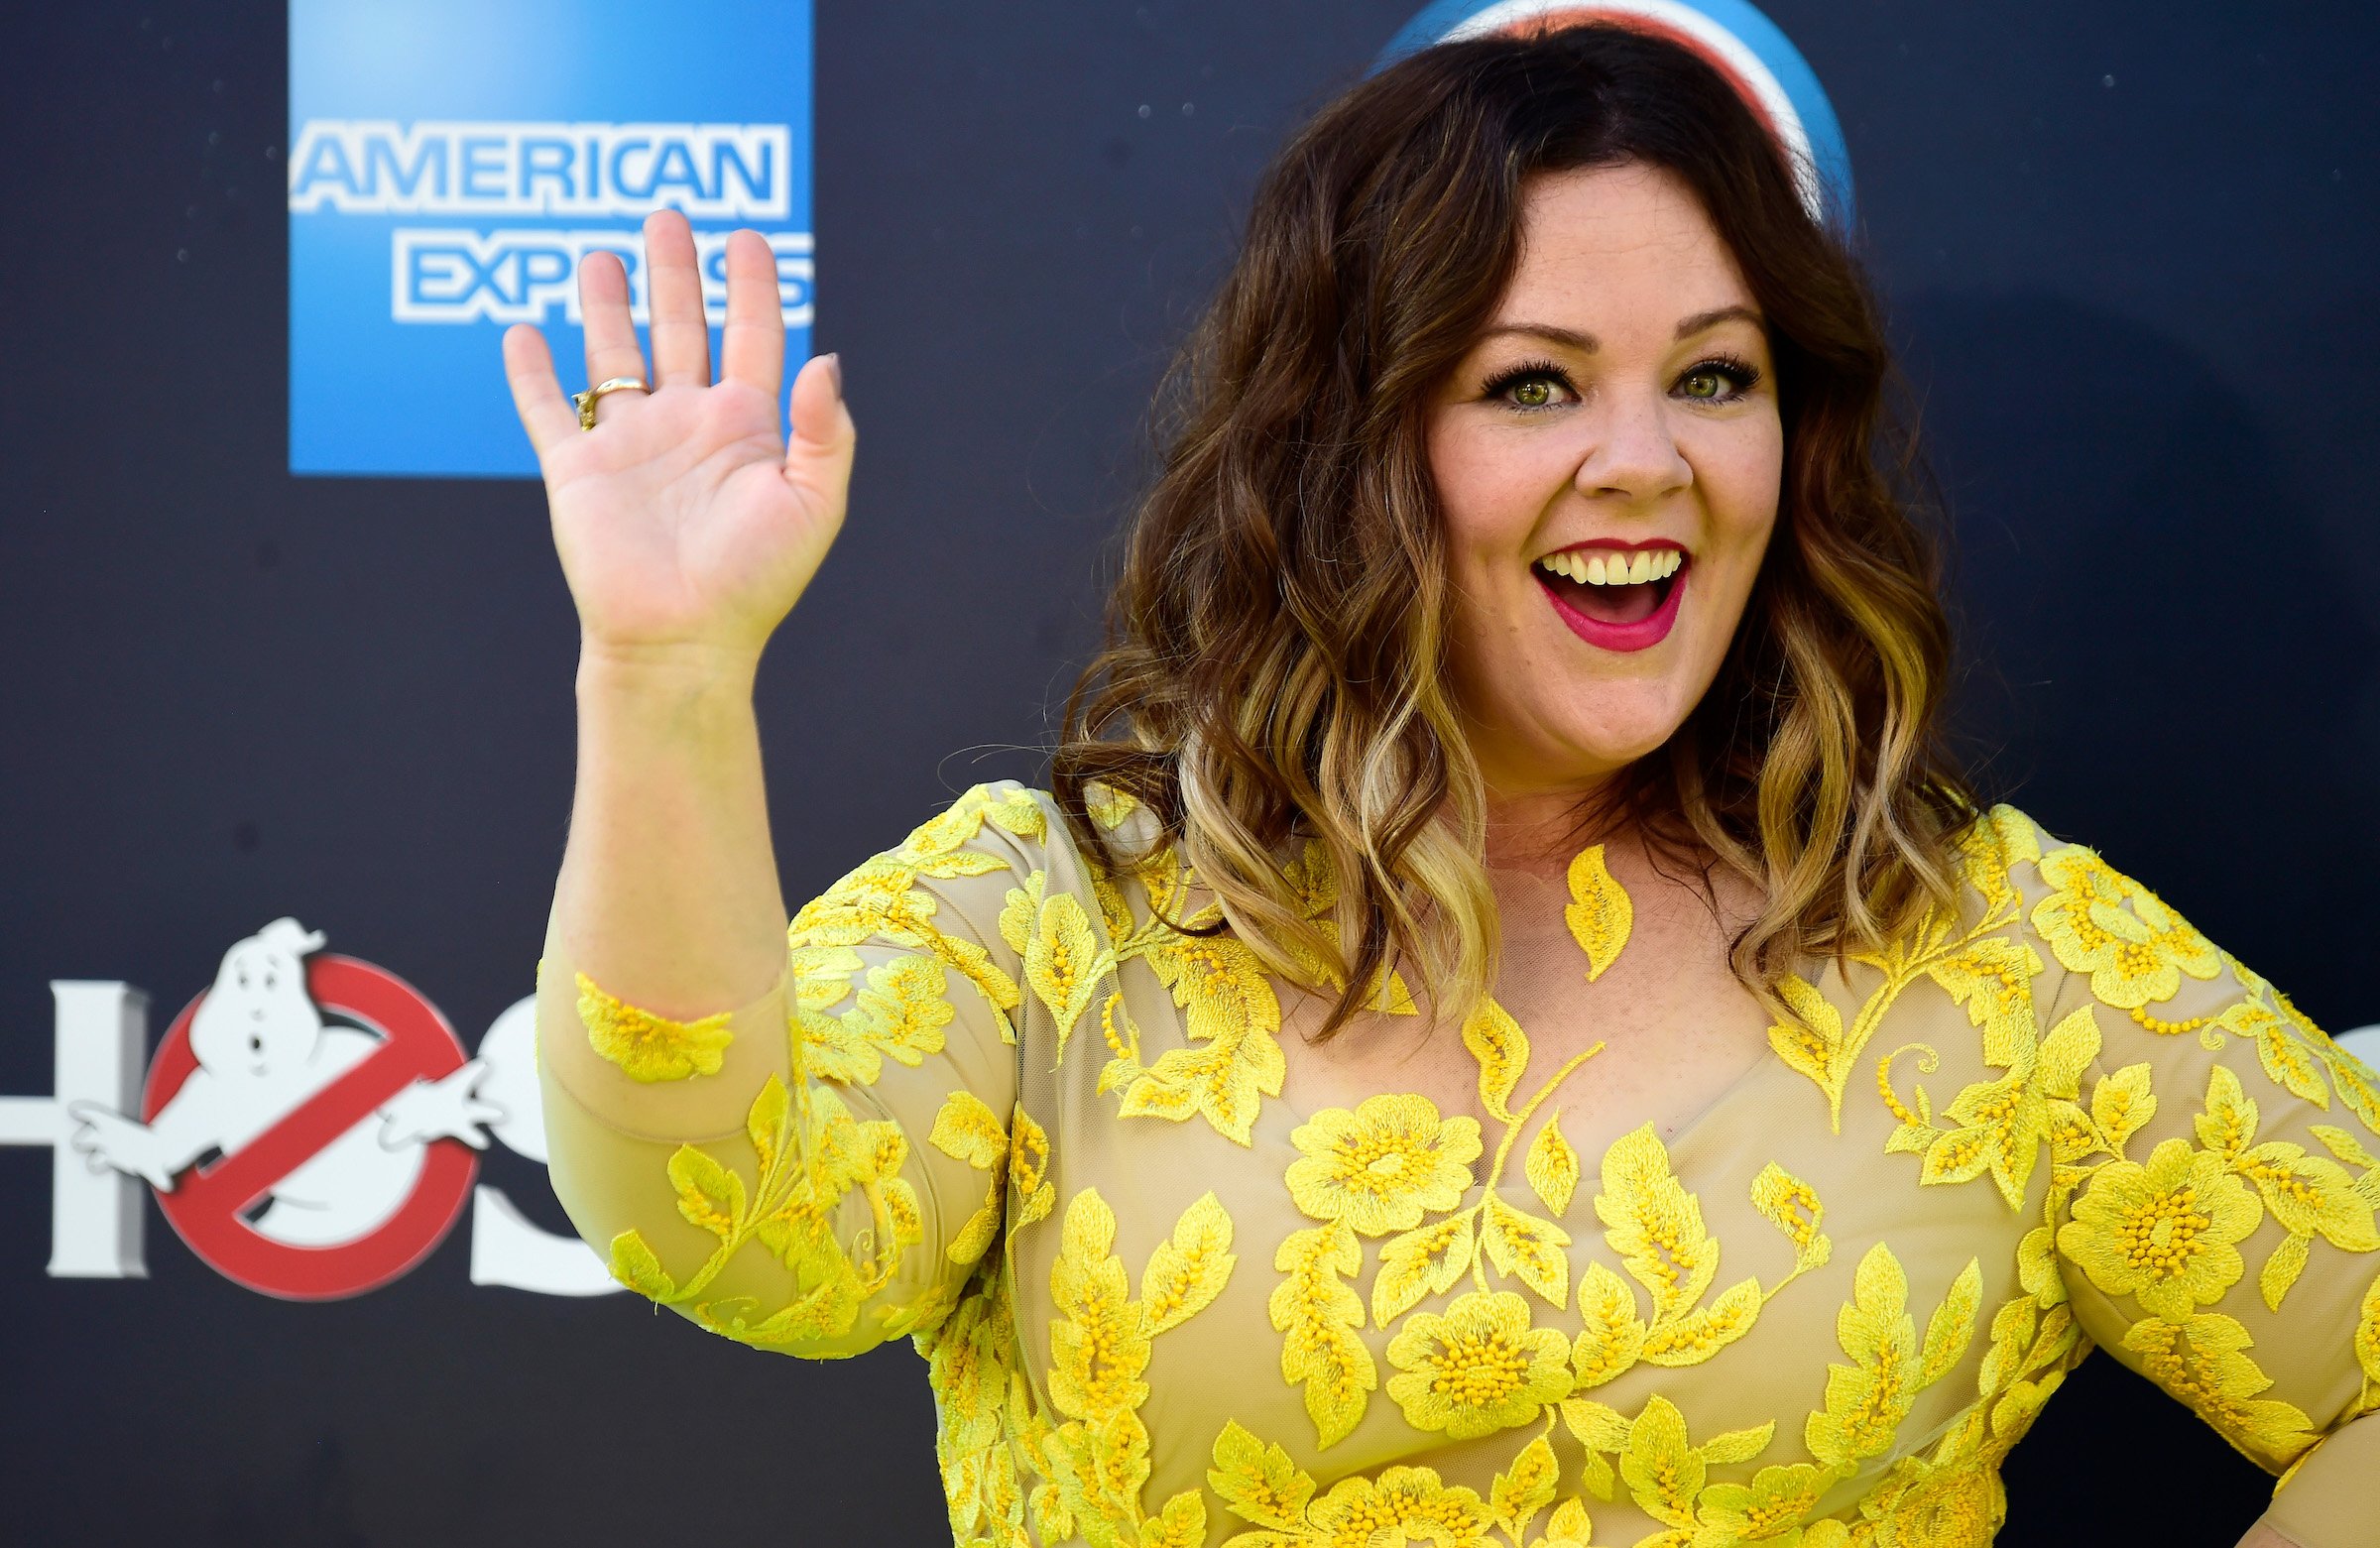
572,376,650,429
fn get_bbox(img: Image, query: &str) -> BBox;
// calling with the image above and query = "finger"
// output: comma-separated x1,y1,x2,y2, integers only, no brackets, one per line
501,325,579,454
577,247,650,425
784,351,855,519
643,209,711,388
720,228,785,401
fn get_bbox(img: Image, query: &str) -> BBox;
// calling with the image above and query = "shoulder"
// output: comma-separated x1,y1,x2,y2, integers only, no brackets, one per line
1967,804,2380,1125
1954,803,2224,1007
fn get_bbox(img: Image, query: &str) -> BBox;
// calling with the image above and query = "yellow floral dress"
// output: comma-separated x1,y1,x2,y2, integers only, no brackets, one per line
536,783,2380,1547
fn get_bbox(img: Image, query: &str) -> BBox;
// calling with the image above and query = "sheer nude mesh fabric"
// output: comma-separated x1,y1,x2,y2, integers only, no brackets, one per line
538,782,2380,1547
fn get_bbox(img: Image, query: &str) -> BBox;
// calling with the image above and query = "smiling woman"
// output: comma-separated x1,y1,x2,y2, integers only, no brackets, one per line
504,20,2380,1548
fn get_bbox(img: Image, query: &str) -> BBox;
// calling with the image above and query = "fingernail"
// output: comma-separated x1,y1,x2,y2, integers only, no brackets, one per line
823,352,843,399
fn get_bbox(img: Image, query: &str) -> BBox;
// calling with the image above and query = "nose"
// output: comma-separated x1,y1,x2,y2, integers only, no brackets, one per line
1572,388,1691,504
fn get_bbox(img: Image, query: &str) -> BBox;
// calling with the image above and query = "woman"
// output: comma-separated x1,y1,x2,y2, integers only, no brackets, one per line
500,25,2378,1548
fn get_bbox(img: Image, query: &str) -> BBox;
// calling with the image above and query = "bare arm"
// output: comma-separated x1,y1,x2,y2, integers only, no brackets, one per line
2250,1410,2380,1548
503,210,854,1019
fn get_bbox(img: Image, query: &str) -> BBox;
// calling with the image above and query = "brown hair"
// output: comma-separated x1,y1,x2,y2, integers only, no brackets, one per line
1052,23,1974,1033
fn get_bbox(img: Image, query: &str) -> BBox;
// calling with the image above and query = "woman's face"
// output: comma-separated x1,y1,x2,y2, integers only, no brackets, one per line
1427,161,1783,802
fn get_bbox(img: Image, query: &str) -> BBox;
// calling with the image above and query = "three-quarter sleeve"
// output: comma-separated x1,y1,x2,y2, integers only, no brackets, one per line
2021,836,2380,1535
536,781,1055,1358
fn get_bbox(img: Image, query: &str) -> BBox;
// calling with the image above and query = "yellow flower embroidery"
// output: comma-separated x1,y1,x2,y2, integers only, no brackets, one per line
1287,1094,1485,1237
575,971,733,1082
2058,1137,2260,1320
1301,1465,1490,1548
2030,845,2220,1011
1384,1288,1574,1440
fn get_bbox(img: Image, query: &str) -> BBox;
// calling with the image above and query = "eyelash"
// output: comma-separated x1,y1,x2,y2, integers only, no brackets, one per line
1479,354,1764,409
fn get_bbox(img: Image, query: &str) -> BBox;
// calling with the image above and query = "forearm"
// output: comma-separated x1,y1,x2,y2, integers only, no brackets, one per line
557,646,789,1019
2255,1411,2380,1548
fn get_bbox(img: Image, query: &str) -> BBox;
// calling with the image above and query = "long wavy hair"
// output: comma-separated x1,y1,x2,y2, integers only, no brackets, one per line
1052,23,1976,1034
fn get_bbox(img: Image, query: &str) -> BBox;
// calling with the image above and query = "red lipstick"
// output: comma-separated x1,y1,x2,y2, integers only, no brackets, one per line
1534,538,1689,654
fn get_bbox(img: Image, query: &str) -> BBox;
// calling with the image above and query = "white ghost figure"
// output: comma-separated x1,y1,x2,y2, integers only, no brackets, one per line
67,918,502,1247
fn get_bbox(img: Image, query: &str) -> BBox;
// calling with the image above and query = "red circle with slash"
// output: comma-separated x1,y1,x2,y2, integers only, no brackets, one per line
142,954,477,1300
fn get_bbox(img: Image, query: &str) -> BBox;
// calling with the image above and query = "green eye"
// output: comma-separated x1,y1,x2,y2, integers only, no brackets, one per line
1511,379,1553,408
1681,371,1724,399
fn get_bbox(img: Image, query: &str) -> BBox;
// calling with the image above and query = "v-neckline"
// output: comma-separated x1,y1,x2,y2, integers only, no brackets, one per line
1258,976,1797,1186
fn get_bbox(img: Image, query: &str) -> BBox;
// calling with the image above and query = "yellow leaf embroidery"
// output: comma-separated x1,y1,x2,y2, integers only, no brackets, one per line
1138,1489,1206,1548
1140,1192,1238,1335
998,870,1046,957
667,1145,745,1239
1269,1223,1375,1448
1804,1244,1977,1477
1919,1259,1983,1387
1122,933,1285,1146
1617,1395,1704,1529
2259,1233,2314,1312
1484,1195,1573,1308
1489,1434,1561,1538
1372,1213,1475,1326
608,1232,674,1299
1595,1124,1720,1322
927,1090,1010,1264
1028,890,1115,1057
1571,1260,1648,1389
576,972,734,1082
1637,1276,1761,1366
2089,1061,2157,1154
1206,1419,1316,1532
1924,935,2043,1067
1464,996,1531,1123
1564,845,1632,982
1750,1161,1831,1271
1526,1116,1581,1217
1049,1187,1151,1422
1768,973,1850,1129
2354,1269,2380,1403
2119,1313,2317,1471
2197,1063,2258,1159
801,953,958,1086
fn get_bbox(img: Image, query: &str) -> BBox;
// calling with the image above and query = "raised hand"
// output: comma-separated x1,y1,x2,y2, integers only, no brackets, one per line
502,210,853,671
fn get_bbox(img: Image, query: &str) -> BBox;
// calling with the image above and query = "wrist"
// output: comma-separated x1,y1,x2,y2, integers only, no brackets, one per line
575,638,762,705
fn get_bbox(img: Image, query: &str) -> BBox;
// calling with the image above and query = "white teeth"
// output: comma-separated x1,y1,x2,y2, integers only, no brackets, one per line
1536,548,1688,585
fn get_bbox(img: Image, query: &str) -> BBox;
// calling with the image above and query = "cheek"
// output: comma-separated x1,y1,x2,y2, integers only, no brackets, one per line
1701,418,1784,542
1429,418,1563,557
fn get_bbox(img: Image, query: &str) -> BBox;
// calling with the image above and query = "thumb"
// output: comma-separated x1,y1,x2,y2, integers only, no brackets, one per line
783,352,855,519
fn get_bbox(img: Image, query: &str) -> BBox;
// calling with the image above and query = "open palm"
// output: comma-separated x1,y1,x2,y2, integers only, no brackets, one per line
502,210,853,667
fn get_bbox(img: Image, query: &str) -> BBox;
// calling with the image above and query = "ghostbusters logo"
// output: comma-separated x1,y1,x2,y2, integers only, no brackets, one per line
1,919,620,1300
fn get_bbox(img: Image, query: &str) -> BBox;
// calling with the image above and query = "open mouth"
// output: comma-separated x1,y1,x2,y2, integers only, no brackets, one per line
1532,543,1689,652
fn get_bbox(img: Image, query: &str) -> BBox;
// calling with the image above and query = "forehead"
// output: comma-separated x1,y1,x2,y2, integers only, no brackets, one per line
1497,163,1754,324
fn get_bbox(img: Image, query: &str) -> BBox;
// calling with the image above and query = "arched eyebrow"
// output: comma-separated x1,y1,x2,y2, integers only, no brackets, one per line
1475,304,1766,353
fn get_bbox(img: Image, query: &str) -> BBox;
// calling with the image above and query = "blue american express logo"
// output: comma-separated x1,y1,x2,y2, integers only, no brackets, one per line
289,120,794,219
287,0,812,478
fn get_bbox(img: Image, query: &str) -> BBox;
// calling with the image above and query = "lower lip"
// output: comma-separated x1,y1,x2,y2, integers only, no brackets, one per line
1537,564,1688,653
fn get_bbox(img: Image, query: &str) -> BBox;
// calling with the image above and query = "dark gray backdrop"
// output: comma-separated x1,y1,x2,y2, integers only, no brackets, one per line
4,2,2375,1542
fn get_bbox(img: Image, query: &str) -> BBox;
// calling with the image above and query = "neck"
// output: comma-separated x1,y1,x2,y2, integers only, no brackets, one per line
1480,774,1627,875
